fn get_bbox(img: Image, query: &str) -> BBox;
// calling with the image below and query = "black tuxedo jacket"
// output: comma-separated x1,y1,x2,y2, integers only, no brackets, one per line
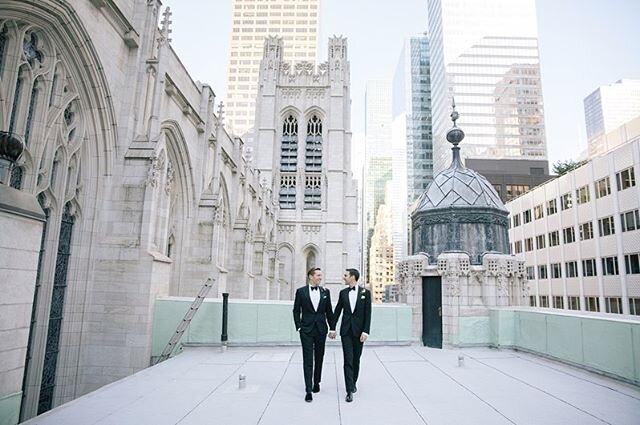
292,285,333,335
331,286,371,337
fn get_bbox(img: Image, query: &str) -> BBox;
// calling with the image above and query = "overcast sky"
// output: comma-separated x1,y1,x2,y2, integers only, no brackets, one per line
162,0,640,173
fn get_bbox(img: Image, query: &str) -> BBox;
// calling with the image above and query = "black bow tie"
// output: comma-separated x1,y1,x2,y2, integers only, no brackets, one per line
350,287,356,291
311,286,318,291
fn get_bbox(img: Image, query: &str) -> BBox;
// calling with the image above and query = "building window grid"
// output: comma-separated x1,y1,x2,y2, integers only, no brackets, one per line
562,226,575,244
605,297,623,314
523,209,532,224
616,167,636,191
582,258,596,277
625,253,640,274
630,298,640,316
576,185,590,204
565,261,578,278
551,263,562,279
538,264,548,279
553,296,564,309
524,237,534,252
546,199,557,215
534,204,544,219
526,266,535,280
568,296,580,310
560,193,572,210
535,234,545,249
595,176,611,198
601,256,619,275
586,297,600,312
512,214,521,227
548,230,560,247
579,221,594,240
539,295,549,308
598,216,615,237
621,209,640,232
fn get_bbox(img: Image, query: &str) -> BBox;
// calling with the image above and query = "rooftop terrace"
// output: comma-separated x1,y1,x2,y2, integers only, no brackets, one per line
23,345,640,425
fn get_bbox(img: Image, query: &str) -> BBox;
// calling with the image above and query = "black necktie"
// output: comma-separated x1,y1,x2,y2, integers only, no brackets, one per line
311,286,318,291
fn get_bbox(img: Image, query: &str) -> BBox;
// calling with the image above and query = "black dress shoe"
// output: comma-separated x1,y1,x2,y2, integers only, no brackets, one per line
345,392,353,402
312,384,320,393
305,392,313,402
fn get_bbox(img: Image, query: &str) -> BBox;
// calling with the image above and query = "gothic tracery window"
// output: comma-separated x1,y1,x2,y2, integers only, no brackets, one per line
305,115,322,172
1,21,86,415
280,115,298,172
279,174,296,209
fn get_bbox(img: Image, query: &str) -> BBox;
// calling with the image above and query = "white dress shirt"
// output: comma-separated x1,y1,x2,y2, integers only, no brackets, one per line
309,285,320,311
348,285,357,312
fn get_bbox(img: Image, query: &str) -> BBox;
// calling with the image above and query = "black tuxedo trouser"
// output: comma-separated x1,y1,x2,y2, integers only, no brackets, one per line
299,328,326,393
341,332,363,393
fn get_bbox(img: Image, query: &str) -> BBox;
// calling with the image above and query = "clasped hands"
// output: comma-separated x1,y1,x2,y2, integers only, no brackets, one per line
328,331,368,342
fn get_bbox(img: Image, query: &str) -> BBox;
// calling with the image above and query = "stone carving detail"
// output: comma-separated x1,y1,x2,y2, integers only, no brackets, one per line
278,224,295,233
146,153,165,187
302,225,320,233
165,160,175,195
420,212,508,226
281,88,302,99
294,61,314,75
306,88,325,98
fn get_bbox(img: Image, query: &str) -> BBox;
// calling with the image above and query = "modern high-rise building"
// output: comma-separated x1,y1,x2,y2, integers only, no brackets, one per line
392,35,433,259
584,79,640,156
364,80,393,283
427,0,550,200
224,0,320,138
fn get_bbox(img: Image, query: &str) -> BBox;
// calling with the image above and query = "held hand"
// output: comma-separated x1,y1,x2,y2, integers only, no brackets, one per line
360,333,368,343
329,331,336,339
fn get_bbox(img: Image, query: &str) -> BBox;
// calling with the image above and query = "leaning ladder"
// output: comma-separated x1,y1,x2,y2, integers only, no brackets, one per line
152,277,214,365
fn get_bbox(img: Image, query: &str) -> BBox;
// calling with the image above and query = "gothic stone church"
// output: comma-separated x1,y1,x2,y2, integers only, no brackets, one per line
0,0,358,420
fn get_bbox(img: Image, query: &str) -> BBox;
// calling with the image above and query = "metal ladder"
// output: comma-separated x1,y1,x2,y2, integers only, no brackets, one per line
152,277,214,365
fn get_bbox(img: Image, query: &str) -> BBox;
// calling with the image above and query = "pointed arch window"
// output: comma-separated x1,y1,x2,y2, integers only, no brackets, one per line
305,115,322,172
280,115,298,172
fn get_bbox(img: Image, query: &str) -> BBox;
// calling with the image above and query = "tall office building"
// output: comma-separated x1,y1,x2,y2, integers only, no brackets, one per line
225,0,320,138
584,79,640,156
364,80,393,283
392,35,433,259
427,0,550,201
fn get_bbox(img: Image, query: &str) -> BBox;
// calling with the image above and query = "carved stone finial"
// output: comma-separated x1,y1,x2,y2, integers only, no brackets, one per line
160,7,173,44
446,97,465,148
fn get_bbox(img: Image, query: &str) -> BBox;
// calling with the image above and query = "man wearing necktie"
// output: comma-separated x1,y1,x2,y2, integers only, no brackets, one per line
292,267,334,402
330,268,371,403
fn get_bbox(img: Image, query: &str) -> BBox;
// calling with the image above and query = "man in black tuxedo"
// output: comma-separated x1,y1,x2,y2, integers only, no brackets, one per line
292,267,333,402
330,268,371,403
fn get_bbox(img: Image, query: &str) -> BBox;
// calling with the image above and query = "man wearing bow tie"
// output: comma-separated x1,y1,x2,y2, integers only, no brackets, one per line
292,267,334,402
330,268,371,403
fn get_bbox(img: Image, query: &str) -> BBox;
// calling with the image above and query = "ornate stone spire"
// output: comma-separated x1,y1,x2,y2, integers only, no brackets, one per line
446,98,465,168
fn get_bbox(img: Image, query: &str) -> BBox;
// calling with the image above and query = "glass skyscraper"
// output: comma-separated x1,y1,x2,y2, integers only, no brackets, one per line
392,35,433,260
427,0,547,175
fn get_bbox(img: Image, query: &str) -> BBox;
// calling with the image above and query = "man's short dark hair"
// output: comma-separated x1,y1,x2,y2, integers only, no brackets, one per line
307,267,321,278
346,268,360,281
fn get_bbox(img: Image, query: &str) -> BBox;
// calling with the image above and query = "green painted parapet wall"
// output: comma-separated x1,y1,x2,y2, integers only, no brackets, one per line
151,297,413,357
457,308,640,385
0,391,21,425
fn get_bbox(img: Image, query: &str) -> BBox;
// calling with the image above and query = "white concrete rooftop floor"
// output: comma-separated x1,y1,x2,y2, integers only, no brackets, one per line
24,346,640,425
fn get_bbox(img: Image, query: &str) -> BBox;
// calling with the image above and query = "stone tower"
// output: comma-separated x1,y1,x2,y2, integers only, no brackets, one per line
253,36,359,297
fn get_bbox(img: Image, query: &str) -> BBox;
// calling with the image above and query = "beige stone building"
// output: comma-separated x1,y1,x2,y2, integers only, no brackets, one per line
0,1,351,422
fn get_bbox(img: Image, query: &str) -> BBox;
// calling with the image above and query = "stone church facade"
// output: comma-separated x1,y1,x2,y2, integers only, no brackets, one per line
252,36,360,296
0,0,357,420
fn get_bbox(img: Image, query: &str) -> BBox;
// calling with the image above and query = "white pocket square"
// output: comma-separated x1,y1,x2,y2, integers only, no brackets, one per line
361,295,365,299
